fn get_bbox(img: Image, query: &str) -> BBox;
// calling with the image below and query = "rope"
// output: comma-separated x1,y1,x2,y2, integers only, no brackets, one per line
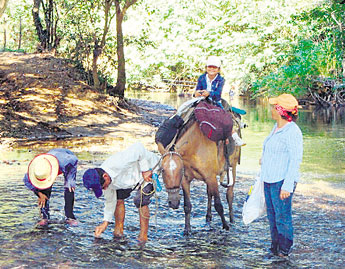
138,167,163,225
138,150,184,224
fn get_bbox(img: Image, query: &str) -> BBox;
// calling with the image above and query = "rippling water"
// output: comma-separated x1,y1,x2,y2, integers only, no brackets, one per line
0,159,344,268
1,96,344,268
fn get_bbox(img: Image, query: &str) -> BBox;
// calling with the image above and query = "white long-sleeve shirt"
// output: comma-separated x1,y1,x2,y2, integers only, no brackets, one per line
100,142,160,222
260,122,303,193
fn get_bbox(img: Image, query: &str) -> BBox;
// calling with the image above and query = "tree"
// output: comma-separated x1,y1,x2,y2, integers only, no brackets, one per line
0,0,9,19
92,0,116,89
32,0,61,51
110,0,138,97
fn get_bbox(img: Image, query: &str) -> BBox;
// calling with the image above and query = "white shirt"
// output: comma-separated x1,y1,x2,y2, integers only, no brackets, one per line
206,73,218,92
100,142,160,222
260,122,303,192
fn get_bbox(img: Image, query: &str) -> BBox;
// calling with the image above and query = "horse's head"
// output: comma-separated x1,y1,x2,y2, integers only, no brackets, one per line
160,151,184,209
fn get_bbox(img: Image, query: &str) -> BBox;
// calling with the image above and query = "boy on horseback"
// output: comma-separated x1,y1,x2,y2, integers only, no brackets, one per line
193,55,246,147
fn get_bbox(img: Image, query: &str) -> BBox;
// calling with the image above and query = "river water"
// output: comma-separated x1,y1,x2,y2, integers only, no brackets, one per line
0,92,344,268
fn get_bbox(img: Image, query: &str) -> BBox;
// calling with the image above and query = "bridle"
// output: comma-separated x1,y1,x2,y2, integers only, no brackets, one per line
158,151,185,193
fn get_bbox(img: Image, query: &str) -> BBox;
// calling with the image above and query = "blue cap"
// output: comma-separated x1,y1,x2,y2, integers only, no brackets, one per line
83,168,103,198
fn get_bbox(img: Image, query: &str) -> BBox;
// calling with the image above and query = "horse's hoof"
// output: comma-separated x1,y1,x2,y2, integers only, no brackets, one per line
223,223,230,230
229,214,235,224
183,229,191,236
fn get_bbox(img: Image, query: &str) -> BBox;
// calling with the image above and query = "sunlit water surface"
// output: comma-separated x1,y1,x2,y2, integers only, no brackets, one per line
0,91,344,268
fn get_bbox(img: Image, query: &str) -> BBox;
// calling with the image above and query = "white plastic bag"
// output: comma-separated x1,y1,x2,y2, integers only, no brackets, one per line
242,175,266,225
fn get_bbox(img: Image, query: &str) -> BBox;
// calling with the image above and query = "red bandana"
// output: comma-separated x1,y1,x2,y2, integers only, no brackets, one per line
274,105,298,122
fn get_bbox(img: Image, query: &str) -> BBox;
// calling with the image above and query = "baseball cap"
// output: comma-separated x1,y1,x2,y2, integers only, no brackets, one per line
268,93,302,110
206,56,221,68
83,168,103,198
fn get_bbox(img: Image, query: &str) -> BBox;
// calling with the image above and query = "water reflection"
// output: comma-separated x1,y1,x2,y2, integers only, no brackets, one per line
0,91,344,268
0,169,344,268
126,91,345,182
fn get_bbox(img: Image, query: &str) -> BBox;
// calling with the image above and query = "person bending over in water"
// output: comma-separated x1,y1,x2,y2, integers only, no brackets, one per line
23,148,78,226
82,142,160,243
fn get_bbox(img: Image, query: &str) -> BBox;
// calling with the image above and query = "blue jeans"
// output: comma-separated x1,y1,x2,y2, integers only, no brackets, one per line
35,187,76,220
264,180,296,255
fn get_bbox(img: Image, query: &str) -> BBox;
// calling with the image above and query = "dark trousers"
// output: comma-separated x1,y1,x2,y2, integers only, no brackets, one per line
35,187,75,220
264,180,296,255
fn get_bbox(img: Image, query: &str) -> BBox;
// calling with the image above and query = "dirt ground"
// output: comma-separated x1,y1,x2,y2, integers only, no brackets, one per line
0,52,168,150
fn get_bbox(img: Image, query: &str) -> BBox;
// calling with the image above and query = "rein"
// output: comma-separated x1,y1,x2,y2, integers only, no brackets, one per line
139,151,184,224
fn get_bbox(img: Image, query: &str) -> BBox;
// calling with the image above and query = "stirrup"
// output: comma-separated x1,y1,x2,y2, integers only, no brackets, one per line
220,168,234,187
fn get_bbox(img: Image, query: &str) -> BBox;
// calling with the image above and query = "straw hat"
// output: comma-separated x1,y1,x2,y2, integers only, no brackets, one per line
268,93,302,110
28,154,59,189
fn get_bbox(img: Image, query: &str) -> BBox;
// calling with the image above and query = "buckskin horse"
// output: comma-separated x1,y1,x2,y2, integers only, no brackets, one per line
156,113,241,235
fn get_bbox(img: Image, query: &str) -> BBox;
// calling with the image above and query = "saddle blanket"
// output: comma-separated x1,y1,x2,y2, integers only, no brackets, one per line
194,101,233,142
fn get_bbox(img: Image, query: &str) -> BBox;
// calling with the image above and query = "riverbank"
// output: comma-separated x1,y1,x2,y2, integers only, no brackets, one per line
1,52,345,268
0,52,173,151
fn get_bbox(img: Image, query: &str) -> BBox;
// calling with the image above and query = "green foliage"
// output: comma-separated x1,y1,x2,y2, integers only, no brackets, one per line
2,0,345,98
253,1,345,97
0,0,37,52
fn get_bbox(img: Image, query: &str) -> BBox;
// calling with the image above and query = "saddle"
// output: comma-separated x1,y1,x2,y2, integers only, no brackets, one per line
156,100,236,187
194,101,233,142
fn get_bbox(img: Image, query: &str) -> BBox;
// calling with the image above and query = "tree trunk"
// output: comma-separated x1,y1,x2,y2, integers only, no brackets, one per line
32,0,47,50
18,16,22,50
112,3,126,97
0,0,9,19
108,0,137,97
92,38,101,88
3,25,6,50
91,0,114,90
32,0,59,51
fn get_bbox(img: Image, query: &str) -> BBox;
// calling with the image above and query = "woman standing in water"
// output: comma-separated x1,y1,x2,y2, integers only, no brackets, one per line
260,93,303,258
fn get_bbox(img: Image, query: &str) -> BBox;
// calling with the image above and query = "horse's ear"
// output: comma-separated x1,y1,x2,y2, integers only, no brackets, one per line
157,142,165,155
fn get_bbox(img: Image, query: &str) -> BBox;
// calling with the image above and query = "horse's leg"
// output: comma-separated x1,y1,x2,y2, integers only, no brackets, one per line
206,185,212,223
226,164,236,223
208,180,230,230
181,178,192,235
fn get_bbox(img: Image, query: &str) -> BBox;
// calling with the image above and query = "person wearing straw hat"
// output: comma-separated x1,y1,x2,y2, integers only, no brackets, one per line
82,142,160,243
260,93,303,259
23,148,78,226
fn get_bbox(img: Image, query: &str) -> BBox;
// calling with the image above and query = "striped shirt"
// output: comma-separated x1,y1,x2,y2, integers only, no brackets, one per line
260,122,303,193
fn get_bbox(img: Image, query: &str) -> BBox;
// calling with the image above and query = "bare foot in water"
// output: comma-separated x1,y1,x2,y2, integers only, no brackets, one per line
137,237,147,247
113,231,124,238
37,219,48,226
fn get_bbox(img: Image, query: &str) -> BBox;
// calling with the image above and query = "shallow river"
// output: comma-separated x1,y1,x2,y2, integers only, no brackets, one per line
0,92,344,268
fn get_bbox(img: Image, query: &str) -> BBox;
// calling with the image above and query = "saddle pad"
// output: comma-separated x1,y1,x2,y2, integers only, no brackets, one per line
194,101,233,142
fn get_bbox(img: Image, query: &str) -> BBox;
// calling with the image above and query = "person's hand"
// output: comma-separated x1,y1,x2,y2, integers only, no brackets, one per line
280,190,291,200
142,170,153,182
259,158,262,165
37,192,48,208
94,221,109,237
201,90,209,97
194,91,202,97
68,187,75,192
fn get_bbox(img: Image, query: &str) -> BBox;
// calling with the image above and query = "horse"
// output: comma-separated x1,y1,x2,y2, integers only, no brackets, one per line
156,115,241,235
